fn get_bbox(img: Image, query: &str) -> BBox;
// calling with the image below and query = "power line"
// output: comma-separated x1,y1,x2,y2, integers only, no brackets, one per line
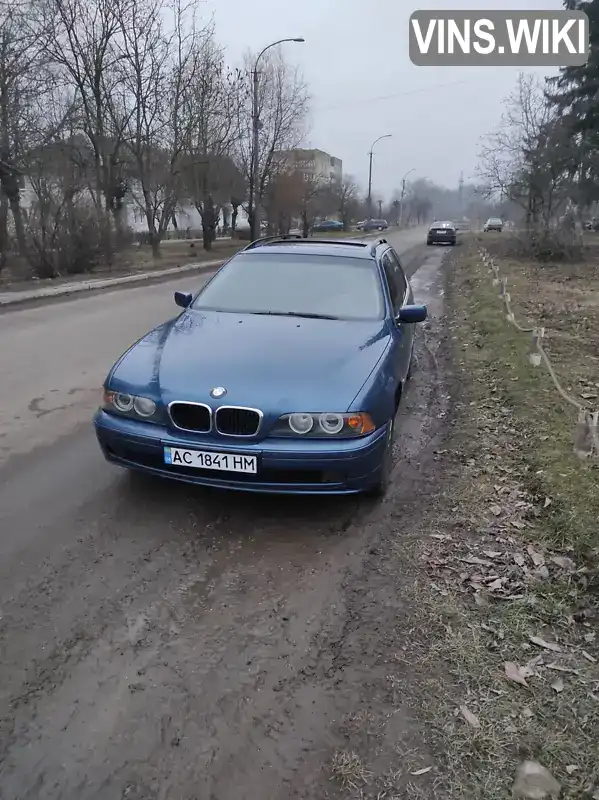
314,78,481,112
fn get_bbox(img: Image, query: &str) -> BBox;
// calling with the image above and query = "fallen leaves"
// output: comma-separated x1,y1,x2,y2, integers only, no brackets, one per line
459,705,481,728
505,661,531,687
410,766,432,776
512,760,561,799
530,635,562,653
550,555,575,571
527,545,545,567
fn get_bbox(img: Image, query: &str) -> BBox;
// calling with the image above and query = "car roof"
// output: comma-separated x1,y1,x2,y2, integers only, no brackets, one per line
235,235,390,260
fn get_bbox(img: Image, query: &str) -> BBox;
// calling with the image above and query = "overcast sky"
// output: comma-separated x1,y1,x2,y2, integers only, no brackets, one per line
206,0,563,199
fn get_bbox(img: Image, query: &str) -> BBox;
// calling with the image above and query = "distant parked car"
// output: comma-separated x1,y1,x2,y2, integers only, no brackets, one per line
312,219,344,233
426,221,457,246
483,217,503,232
361,219,389,232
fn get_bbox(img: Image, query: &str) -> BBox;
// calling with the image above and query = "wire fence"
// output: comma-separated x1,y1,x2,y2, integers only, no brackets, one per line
477,245,599,461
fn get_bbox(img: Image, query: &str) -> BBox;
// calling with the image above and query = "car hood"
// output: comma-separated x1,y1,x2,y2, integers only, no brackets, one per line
110,309,391,412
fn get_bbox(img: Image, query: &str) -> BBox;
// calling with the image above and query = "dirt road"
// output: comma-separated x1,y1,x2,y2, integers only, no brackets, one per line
0,229,451,800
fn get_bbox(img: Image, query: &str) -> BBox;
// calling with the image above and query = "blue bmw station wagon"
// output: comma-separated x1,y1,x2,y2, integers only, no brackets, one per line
94,234,427,497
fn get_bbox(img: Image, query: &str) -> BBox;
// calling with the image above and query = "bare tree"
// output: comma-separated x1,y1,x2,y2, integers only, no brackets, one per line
43,0,132,260
330,176,359,230
264,168,303,233
236,48,308,231
180,32,243,249
113,0,206,256
477,73,576,231
0,0,52,260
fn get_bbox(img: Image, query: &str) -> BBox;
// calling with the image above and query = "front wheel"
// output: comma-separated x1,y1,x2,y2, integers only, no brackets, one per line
407,347,415,379
363,416,395,499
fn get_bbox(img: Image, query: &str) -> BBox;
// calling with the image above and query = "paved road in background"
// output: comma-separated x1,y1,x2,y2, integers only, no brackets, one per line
0,226,446,800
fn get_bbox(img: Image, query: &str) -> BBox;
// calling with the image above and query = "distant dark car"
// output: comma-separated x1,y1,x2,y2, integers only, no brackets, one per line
427,221,457,246
361,219,389,232
312,219,344,233
483,217,503,232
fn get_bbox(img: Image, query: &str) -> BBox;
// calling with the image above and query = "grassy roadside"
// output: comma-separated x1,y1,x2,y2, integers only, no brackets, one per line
409,235,599,798
0,239,244,293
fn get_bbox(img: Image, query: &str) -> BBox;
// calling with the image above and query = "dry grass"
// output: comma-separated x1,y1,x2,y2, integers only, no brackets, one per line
407,235,599,798
0,238,243,292
320,234,598,799
330,750,373,791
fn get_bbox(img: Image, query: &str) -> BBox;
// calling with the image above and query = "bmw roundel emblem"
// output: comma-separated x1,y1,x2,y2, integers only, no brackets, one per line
210,386,227,398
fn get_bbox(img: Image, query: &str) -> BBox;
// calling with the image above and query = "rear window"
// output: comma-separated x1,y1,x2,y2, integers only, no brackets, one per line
431,221,453,228
191,252,385,320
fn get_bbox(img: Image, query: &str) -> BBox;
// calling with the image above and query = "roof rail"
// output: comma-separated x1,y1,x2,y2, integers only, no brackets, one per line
242,233,303,251
369,238,388,256
287,238,368,248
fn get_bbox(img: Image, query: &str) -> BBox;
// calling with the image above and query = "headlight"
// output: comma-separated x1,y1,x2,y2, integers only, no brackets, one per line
103,389,159,421
288,412,314,434
318,413,344,435
270,412,376,438
133,396,156,417
113,392,134,412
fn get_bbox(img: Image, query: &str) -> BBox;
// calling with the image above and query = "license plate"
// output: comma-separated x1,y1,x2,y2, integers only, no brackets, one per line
164,446,257,473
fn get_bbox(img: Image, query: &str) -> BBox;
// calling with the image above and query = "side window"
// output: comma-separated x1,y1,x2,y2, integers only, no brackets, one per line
386,250,408,301
381,252,400,311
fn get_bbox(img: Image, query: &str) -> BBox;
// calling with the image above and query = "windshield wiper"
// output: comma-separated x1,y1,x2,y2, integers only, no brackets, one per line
249,310,340,320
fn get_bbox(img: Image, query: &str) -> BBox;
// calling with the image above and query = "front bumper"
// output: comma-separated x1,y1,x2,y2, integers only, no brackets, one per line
94,410,390,495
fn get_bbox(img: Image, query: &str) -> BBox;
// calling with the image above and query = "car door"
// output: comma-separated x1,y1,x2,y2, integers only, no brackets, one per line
381,249,412,382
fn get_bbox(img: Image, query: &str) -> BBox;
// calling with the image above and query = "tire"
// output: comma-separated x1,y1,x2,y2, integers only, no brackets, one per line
407,347,415,379
363,415,396,499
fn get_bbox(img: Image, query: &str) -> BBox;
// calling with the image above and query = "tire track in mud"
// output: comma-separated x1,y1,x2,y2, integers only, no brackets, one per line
0,244,451,800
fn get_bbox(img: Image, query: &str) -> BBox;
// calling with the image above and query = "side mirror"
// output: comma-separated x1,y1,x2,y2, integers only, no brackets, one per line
174,291,192,308
396,304,427,324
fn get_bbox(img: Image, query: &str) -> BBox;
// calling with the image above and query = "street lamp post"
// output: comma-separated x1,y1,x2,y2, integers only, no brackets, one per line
399,168,415,227
250,37,304,241
366,134,392,220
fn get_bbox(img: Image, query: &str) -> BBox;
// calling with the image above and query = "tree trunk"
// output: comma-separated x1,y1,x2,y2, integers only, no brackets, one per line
0,191,8,273
301,211,310,238
0,166,28,257
8,192,27,257
150,232,161,258
231,204,238,233
201,195,217,251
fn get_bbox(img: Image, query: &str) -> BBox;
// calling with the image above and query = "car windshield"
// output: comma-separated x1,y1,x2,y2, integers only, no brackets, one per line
488,218,502,224
191,252,385,320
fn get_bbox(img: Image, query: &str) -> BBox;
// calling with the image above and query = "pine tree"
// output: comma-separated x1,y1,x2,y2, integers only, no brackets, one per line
547,0,599,204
